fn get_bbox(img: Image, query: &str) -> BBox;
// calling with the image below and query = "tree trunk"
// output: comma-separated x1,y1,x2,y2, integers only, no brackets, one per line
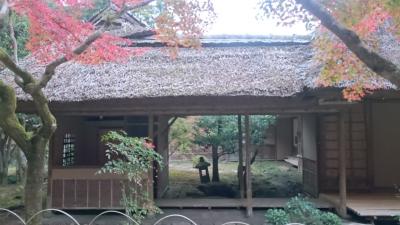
16,149,27,185
0,135,11,185
211,145,220,182
237,115,244,198
24,140,46,225
0,163,8,185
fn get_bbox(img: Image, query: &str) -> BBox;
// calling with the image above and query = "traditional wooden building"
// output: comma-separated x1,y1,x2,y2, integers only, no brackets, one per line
2,8,400,219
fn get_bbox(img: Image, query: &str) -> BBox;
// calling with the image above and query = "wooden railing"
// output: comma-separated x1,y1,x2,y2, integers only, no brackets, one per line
49,168,152,209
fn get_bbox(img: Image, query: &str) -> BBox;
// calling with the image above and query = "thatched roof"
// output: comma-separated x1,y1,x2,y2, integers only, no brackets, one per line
89,4,151,38
1,38,397,103
3,42,320,102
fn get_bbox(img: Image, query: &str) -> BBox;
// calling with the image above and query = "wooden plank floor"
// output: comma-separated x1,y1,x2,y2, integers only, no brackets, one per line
155,198,333,209
321,193,400,217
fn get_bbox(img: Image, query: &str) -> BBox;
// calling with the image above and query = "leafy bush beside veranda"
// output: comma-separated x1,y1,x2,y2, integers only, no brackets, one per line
265,196,342,225
98,131,163,223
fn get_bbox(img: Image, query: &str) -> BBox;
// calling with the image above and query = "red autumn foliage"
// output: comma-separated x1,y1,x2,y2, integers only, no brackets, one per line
10,0,145,64
262,0,400,101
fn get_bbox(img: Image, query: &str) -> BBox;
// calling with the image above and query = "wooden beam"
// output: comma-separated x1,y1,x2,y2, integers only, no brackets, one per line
17,96,335,116
245,115,253,217
238,115,244,199
338,110,348,217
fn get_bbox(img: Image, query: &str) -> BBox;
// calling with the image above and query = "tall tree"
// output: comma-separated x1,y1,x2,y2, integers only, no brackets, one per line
261,0,400,100
0,0,214,224
194,116,237,182
193,115,275,182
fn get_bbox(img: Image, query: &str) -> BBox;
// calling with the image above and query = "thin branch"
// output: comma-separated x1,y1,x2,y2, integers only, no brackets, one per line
0,0,8,30
8,11,18,64
0,48,34,84
297,0,400,87
125,0,156,11
39,30,103,89
39,0,156,89
0,80,31,153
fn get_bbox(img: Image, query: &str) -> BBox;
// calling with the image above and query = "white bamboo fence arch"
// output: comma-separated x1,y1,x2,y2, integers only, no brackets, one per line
0,208,305,225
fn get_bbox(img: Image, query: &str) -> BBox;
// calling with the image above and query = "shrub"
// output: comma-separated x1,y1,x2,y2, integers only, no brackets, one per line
320,212,342,225
265,195,341,225
265,209,289,225
285,196,322,225
98,131,163,223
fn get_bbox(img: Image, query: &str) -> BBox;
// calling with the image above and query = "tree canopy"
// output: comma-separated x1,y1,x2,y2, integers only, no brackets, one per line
261,0,400,100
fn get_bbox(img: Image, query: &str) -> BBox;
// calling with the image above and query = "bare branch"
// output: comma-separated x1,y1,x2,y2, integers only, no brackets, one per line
38,0,156,89
297,0,400,87
125,0,156,11
0,48,34,84
39,30,103,89
8,12,18,64
30,89,57,139
0,80,32,153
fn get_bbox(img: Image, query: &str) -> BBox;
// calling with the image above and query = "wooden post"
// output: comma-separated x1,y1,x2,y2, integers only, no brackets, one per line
339,110,348,217
297,115,303,172
238,115,245,199
148,115,155,200
245,115,253,217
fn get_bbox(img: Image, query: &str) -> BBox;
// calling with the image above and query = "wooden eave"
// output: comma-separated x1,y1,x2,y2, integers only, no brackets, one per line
16,95,335,116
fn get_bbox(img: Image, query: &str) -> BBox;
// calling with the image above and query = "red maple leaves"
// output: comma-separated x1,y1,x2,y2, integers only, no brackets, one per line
314,0,399,101
10,0,147,64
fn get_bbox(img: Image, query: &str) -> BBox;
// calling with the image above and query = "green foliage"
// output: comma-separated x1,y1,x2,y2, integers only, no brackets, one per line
319,212,342,225
265,209,289,225
169,118,193,155
265,195,341,225
194,115,239,154
285,196,324,225
98,131,163,222
132,0,164,27
251,115,276,145
395,215,400,223
0,14,29,58
81,0,110,21
194,115,276,153
0,185,24,209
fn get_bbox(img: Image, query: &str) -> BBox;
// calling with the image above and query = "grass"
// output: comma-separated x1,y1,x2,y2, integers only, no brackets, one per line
0,166,24,209
165,160,302,198
0,185,24,209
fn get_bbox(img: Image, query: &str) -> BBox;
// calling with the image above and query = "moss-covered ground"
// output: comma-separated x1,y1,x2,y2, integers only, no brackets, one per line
164,160,302,198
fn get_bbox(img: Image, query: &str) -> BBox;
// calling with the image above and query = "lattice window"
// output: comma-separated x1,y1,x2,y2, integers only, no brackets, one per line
62,133,75,167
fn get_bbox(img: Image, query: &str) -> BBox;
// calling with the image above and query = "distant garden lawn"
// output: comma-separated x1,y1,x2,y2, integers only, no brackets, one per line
0,167,23,209
164,160,302,199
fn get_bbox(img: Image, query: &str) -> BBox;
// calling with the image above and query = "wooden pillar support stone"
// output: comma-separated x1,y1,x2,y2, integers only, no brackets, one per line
238,115,245,199
338,110,348,217
245,115,253,217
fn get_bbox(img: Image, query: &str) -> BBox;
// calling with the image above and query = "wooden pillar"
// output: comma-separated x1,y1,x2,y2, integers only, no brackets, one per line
148,115,155,200
238,115,245,199
245,115,253,217
338,110,348,217
156,116,170,198
297,115,303,172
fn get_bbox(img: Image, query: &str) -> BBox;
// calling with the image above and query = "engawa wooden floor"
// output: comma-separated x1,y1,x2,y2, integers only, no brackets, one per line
155,197,333,209
321,193,400,217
